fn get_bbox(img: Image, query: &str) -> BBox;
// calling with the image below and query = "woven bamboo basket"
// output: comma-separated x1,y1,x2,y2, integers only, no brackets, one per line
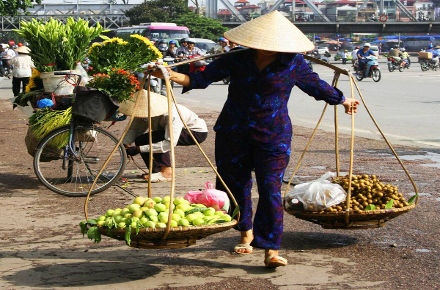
283,55,419,229
84,57,242,249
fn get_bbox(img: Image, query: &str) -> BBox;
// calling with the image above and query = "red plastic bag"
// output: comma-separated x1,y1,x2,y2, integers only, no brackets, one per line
184,182,230,211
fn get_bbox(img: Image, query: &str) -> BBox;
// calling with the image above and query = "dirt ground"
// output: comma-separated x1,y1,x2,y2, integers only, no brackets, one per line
1,93,439,289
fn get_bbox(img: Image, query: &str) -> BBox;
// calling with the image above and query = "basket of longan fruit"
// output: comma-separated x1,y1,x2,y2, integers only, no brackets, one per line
285,174,417,229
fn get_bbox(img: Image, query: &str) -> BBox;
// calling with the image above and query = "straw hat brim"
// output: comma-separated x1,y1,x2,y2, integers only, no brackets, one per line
224,11,314,53
16,46,31,54
118,90,168,118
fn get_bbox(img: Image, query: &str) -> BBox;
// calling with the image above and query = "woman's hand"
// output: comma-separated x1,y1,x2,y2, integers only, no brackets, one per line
342,97,360,115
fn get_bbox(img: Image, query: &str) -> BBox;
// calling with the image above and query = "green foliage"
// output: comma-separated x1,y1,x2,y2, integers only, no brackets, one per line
175,13,227,41
125,0,189,25
15,17,104,71
0,0,40,16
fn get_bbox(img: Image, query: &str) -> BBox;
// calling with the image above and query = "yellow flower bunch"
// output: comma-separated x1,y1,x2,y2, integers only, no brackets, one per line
87,34,163,74
128,34,163,59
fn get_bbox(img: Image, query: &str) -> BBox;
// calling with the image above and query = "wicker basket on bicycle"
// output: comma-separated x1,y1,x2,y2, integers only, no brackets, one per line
283,56,419,229
84,68,239,249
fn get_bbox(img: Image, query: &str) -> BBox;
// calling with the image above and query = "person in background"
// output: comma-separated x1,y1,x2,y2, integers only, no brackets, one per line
357,43,375,77
399,47,409,67
157,39,168,54
218,37,230,52
351,46,359,65
9,46,35,96
164,40,178,59
1,45,18,77
176,38,189,59
186,39,204,56
122,92,208,182
151,11,359,268
426,44,439,66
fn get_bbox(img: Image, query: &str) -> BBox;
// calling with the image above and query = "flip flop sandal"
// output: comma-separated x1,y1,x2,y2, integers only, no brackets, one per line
233,243,253,255
147,172,172,183
264,255,288,268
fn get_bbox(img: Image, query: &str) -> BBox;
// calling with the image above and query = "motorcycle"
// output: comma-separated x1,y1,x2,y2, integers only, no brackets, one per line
354,56,381,82
419,57,439,71
386,55,410,72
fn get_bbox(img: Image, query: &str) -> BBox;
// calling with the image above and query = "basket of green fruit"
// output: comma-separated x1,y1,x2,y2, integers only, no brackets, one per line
80,76,239,248
282,69,419,229
81,195,237,249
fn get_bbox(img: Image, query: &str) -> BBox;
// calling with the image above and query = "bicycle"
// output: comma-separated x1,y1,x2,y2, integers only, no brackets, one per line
33,72,127,197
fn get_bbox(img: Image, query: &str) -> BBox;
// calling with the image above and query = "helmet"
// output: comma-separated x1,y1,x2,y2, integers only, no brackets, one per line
17,43,23,47
186,39,195,44
8,40,15,46
400,47,406,52
179,38,189,44
428,43,433,49
169,40,177,45
355,46,360,49
363,43,371,47
151,38,159,43
218,37,227,43
158,39,167,44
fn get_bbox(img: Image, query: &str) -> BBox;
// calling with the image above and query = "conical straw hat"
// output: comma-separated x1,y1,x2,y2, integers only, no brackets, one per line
118,90,168,118
224,10,314,53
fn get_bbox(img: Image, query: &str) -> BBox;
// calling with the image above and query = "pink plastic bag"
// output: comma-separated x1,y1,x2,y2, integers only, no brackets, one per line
184,182,230,211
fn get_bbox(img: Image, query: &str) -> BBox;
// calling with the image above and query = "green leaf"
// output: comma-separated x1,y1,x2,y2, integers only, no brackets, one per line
87,226,101,243
135,222,141,235
364,204,376,211
79,221,88,236
231,206,240,219
87,219,97,225
125,225,132,246
385,199,394,209
408,195,417,205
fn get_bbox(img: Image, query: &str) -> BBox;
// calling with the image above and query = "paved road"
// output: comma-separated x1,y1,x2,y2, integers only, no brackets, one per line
173,58,440,149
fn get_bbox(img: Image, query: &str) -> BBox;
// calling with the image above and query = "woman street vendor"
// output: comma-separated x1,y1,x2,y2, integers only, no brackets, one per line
152,11,359,268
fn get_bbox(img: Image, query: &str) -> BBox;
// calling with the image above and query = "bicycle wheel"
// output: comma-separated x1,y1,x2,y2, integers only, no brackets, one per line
34,124,127,197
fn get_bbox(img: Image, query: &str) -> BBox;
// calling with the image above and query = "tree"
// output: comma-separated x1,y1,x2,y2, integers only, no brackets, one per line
175,13,227,41
125,0,189,25
0,0,41,16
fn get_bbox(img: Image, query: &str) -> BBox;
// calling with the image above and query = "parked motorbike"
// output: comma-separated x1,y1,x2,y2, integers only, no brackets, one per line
354,56,381,82
419,57,439,71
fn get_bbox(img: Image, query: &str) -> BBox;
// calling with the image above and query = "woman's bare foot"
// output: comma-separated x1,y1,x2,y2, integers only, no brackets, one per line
234,230,254,254
264,249,287,268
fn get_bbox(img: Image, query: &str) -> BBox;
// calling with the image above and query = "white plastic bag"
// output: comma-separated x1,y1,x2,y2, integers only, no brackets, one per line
285,172,346,211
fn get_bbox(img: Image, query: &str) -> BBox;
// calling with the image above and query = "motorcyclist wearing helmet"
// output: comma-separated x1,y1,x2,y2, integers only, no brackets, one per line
357,43,376,77
176,38,190,59
164,40,178,58
426,43,439,66
157,39,168,54
400,47,409,66
218,37,230,52
186,39,204,57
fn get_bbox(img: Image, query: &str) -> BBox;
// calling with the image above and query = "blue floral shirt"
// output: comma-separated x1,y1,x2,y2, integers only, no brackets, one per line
183,49,345,145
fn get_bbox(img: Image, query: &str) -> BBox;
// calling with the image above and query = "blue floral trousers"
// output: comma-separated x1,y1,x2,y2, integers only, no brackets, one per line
215,132,291,250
